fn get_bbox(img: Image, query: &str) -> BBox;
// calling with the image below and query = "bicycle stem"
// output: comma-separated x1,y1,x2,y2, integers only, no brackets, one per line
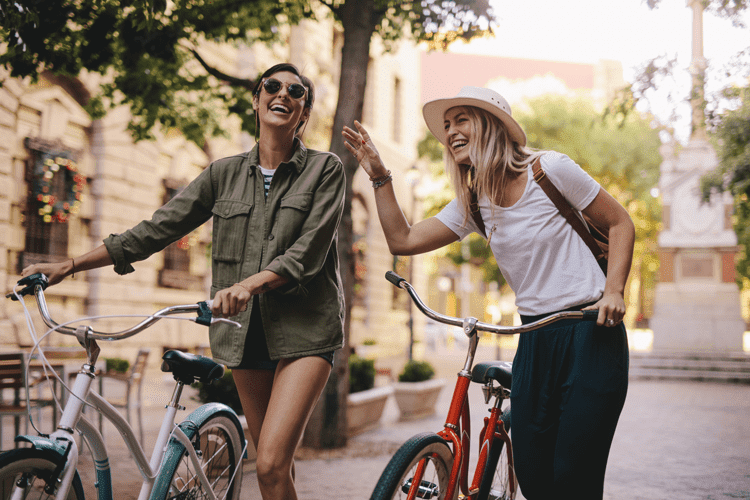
459,317,480,378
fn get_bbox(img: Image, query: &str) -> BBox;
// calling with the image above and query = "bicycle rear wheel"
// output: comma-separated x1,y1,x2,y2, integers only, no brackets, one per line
370,432,453,500
476,408,513,500
0,447,85,500
159,413,243,500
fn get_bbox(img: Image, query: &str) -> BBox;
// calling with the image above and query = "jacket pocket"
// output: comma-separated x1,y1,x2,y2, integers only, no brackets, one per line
211,199,253,263
276,192,313,245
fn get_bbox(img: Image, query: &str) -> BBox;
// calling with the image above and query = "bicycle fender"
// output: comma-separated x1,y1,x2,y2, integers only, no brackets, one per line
149,403,246,500
15,434,69,456
179,403,244,444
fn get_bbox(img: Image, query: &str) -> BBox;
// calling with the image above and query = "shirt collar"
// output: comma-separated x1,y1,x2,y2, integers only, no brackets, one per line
247,138,308,174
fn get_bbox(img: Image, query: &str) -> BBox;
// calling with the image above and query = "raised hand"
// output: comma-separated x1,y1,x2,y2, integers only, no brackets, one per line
342,121,389,180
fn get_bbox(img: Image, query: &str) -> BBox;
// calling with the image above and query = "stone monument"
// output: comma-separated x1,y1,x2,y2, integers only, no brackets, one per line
650,0,745,352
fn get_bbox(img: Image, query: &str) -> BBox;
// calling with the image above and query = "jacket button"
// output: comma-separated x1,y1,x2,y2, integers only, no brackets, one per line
268,234,274,240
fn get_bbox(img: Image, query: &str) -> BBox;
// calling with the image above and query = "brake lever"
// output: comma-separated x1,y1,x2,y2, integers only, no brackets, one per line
196,300,241,328
6,273,49,300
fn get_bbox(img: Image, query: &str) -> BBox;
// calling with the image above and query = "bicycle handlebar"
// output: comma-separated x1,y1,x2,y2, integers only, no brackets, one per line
385,271,599,337
6,273,239,340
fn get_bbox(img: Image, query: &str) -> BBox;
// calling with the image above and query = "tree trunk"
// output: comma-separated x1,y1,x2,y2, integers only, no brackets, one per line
303,0,377,449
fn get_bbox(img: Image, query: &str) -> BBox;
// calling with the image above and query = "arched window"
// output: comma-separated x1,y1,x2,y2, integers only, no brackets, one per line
19,138,85,271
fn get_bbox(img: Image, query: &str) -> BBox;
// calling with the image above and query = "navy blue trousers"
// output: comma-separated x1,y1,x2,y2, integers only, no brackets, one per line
510,317,629,499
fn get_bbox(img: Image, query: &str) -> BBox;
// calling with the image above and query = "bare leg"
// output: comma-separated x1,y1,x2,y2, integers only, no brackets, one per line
231,369,275,456
254,356,332,500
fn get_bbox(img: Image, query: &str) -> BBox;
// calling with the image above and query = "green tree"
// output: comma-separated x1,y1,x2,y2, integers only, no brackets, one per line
0,0,314,147
701,84,750,283
629,1,749,286
308,0,496,449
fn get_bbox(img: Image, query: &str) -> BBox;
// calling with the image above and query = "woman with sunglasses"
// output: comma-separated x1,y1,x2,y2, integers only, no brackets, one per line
22,63,346,500
343,86,633,499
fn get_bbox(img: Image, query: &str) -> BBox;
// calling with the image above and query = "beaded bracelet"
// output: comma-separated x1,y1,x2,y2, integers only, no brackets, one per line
369,170,391,182
372,174,393,189
70,258,76,278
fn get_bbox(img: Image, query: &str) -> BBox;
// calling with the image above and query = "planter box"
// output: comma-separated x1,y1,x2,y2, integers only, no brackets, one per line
393,379,445,421
347,386,392,437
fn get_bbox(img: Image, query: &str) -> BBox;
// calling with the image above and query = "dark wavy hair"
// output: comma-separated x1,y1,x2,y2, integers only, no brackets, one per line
253,63,315,139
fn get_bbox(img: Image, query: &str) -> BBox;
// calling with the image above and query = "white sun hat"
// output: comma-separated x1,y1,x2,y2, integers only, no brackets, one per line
422,86,527,147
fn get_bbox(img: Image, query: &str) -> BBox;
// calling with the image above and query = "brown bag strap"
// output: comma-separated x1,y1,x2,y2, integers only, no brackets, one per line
469,189,486,236
530,158,606,262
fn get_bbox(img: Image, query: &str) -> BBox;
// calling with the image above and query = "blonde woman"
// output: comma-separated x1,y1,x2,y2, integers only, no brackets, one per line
343,86,633,499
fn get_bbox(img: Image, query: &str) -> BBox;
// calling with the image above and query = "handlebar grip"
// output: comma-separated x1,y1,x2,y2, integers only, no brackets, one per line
196,301,212,326
581,309,599,321
6,273,49,300
385,271,406,287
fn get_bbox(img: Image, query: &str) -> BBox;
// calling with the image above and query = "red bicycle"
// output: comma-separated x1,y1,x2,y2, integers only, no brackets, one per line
370,271,598,500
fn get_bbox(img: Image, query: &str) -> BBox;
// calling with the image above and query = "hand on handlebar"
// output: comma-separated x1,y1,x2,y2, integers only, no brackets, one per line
582,292,625,327
22,261,72,286
210,284,251,319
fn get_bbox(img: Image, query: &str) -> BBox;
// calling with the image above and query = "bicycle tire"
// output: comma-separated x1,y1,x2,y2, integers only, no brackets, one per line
476,408,512,500
158,413,243,500
370,432,454,500
0,447,85,500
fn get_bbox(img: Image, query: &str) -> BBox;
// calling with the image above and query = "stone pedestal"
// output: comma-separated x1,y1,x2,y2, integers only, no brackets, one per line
651,282,744,352
651,139,745,353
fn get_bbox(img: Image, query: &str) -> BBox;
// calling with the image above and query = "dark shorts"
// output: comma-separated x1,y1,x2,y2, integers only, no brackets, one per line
232,296,335,370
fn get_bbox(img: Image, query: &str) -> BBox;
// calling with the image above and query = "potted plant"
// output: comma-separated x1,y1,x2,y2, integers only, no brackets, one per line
104,357,129,374
393,360,444,421
347,354,392,437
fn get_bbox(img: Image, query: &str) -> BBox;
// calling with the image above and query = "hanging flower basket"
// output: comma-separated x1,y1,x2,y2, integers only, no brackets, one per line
32,155,86,223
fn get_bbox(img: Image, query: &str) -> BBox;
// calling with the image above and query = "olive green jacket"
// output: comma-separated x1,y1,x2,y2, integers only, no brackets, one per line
104,141,346,365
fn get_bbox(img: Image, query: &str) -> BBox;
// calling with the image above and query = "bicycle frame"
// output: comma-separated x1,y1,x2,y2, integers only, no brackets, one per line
6,274,242,500
13,347,223,500
421,319,515,500
385,271,596,500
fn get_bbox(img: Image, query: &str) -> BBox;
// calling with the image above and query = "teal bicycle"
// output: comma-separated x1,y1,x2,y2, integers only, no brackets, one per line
1,273,246,500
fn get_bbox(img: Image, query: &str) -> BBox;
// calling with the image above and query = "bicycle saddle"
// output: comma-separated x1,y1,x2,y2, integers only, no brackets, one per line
161,350,225,385
471,361,513,389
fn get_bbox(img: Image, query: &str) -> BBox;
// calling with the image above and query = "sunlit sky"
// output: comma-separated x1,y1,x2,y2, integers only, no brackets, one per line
446,0,749,142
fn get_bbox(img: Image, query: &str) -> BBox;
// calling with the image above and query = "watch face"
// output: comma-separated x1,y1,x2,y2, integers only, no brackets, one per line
672,180,720,235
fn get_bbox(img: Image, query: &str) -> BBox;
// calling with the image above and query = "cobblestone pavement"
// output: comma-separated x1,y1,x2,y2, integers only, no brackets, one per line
4,369,750,499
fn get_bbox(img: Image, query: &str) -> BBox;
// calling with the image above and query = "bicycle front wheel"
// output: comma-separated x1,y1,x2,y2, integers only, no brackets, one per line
476,408,513,500
160,413,243,500
0,447,85,500
370,432,454,500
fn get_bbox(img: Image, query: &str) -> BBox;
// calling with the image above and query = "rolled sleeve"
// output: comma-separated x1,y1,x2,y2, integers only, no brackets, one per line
103,234,136,275
264,156,345,294
101,166,215,273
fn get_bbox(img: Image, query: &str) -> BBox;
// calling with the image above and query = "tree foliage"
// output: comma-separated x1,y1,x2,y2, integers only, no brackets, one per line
0,0,315,145
701,85,750,282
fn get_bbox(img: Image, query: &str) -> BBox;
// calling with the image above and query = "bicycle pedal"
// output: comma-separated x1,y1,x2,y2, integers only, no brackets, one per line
401,478,439,498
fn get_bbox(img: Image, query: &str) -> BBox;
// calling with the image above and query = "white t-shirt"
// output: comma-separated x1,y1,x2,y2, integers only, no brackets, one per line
435,151,606,316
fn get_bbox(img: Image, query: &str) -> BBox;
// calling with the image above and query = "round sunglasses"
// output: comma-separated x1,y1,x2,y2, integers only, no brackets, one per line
261,78,307,99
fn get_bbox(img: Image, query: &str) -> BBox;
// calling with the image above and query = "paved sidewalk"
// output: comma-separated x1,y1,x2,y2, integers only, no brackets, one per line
4,371,750,499
245,378,750,500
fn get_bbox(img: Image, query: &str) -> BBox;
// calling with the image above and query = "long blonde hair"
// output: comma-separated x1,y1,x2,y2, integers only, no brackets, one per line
444,106,543,224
